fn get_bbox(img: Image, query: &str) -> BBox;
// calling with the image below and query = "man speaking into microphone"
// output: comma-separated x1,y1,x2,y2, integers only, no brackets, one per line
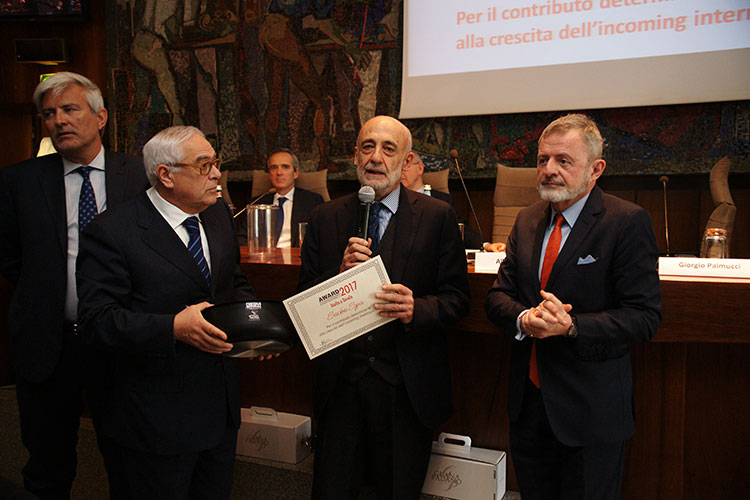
298,115,470,499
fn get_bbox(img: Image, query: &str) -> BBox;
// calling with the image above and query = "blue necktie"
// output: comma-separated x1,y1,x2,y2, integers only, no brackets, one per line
77,166,98,230
275,197,287,242
368,202,383,251
184,216,211,287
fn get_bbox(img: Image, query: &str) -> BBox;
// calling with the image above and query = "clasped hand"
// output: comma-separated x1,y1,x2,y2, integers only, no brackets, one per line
520,290,573,339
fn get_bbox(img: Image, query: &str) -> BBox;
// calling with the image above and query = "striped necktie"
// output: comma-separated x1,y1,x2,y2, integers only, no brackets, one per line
77,166,98,230
183,216,211,287
367,202,383,251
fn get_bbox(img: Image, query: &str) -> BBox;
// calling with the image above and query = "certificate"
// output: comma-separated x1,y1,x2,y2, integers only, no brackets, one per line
283,256,396,359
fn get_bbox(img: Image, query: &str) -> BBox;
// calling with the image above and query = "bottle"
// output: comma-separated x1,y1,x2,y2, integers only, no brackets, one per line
701,227,727,258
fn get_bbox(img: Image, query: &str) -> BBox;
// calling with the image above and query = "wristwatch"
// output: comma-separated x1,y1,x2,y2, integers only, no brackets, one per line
566,315,578,338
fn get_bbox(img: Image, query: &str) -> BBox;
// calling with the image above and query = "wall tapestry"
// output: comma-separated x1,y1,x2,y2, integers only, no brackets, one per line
107,1,749,179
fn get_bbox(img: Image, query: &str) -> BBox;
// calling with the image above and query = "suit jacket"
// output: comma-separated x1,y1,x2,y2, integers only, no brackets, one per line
258,187,324,247
0,151,148,383
299,188,470,429
430,189,483,249
484,186,661,446
76,193,255,454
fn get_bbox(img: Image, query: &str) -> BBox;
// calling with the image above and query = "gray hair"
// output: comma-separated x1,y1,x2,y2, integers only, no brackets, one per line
410,150,423,164
32,72,104,115
539,113,604,163
267,147,300,171
143,126,206,186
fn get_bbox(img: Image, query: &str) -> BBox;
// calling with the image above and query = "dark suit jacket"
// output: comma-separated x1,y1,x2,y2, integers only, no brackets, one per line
0,151,148,383
484,186,661,446
76,193,255,455
299,188,470,429
258,187,324,247
430,189,484,249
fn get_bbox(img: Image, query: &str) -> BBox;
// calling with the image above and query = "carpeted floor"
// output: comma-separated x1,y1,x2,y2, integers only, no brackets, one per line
0,385,519,500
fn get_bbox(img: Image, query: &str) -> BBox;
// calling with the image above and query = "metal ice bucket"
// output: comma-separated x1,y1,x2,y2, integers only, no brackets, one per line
246,204,279,261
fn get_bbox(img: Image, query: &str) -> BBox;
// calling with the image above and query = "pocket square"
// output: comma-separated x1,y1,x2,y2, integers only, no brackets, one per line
577,255,597,265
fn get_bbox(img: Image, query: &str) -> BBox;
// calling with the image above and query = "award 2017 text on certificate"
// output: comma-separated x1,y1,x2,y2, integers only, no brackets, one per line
283,256,396,359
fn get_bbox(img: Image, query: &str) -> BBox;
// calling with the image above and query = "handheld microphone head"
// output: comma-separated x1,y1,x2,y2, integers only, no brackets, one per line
659,176,669,185
449,149,459,160
358,185,375,204
356,186,376,239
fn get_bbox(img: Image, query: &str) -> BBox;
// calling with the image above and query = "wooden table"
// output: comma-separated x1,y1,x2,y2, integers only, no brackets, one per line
239,248,750,500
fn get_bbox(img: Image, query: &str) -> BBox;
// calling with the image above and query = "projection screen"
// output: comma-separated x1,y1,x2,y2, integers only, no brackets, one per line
400,0,750,118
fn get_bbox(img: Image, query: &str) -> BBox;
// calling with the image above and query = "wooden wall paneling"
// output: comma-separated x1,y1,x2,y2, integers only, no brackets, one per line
444,330,516,490
624,342,686,500
684,343,750,500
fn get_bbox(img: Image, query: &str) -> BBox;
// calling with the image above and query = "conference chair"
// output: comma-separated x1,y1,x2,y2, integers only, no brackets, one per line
422,168,450,194
251,169,330,202
492,164,540,245
700,156,735,257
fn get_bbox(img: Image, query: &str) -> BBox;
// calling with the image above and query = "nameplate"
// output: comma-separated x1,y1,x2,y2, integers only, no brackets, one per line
658,257,750,282
474,252,506,274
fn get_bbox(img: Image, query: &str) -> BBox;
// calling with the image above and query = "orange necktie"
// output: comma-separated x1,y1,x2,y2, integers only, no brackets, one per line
530,214,564,388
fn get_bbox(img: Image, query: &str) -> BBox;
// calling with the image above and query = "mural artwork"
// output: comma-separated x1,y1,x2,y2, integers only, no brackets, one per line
108,1,749,180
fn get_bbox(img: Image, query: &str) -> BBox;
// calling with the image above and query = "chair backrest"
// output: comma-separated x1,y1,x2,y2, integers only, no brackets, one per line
422,169,450,194
37,137,56,157
492,164,540,244
251,169,330,202
701,157,735,256
296,170,331,201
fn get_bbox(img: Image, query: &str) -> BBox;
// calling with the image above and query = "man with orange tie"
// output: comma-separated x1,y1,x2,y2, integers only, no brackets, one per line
484,114,661,500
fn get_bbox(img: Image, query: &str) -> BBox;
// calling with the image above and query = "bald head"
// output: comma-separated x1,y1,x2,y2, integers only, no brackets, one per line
355,116,414,200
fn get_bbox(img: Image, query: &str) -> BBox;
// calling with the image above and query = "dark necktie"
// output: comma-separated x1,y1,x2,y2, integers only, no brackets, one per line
184,216,211,287
367,202,383,251
530,213,564,388
77,166,98,230
275,197,287,242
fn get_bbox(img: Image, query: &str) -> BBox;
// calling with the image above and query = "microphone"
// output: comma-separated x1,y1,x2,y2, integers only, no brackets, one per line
233,187,276,219
659,176,670,256
356,186,376,238
449,149,484,245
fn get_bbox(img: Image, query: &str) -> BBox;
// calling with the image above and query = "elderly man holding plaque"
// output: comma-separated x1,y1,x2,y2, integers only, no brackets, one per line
76,126,259,498
299,115,470,499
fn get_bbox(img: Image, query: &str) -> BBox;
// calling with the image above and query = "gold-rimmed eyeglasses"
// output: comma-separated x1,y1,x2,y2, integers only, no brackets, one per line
174,158,222,175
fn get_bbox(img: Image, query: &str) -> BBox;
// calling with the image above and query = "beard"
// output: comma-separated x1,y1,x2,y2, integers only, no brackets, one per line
357,162,403,198
538,167,591,204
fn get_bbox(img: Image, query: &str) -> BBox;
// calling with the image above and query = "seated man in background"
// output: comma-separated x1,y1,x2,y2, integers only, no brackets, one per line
401,151,505,252
256,148,324,247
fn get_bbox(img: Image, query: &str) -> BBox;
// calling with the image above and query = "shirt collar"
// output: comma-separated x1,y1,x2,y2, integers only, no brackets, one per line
378,184,401,214
274,186,295,202
62,146,105,175
552,191,591,228
146,185,201,231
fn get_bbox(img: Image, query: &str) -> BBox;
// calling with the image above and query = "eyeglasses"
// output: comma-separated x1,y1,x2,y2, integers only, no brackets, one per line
174,158,222,175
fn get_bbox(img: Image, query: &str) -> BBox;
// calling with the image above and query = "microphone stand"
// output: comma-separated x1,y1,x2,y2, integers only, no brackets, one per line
450,149,484,244
234,188,276,219
659,176,670,256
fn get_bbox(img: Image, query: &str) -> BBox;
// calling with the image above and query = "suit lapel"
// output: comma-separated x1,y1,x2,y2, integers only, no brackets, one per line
38,154,67,256
546,187,604,288
388,189,421,284
202,204,226,294
138,194,211,292
336,194,359,255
